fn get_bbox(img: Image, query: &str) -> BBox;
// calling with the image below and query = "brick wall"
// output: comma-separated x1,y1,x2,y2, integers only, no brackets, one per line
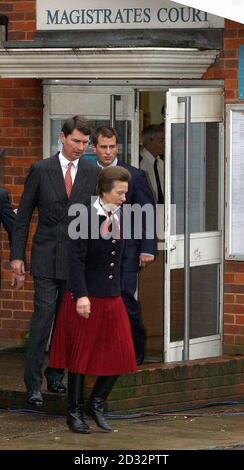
0,3,42,345
1,1,36,41
204,20,244,354
0,78,42,345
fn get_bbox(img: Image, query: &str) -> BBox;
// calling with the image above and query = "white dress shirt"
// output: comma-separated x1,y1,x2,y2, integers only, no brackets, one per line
58,152,79,184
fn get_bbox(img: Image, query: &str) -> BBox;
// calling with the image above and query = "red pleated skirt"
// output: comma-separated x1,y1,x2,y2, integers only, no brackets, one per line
49,291,137,375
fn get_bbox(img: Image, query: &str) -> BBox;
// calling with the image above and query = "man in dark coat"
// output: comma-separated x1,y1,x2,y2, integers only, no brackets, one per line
10,116,98,405
93,126,157,365
0,187,16,247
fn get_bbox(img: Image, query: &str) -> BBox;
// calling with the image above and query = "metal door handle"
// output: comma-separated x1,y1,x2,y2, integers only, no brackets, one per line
110,95,121,128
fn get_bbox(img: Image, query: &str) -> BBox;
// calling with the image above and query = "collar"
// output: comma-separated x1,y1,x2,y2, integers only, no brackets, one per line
93,197,120,217
97,157,118,169
58,152,79,170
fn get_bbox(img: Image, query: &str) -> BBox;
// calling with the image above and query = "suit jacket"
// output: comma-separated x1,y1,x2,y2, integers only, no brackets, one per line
10,153,98,280
139,149,164,204
0,188,16,247
68,204,125,299
117,160,157,263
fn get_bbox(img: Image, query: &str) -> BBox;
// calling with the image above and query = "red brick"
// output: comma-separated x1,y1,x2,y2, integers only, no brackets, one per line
224,274,235,283
224,314,235,324
13,2,35,12
225,304,244,314
2,320,27,330
224,38,243,49
235,335,244,345
0,291,13,300
225,20,244,29
225,324,244,334
13,311,32,320
8,32,26,40
224,294,235,303
235,315,244,325
225,79,238,90
234,274,244,284
0,4,13,12
223,334,234,344
2,301,24,310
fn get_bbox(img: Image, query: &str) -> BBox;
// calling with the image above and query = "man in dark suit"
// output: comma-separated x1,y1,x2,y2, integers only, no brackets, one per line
0,187,16,247
93,126,157,365
10,116,98,405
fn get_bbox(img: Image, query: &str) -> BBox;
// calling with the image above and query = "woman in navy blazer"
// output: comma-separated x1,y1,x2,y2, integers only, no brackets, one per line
49,166,137,434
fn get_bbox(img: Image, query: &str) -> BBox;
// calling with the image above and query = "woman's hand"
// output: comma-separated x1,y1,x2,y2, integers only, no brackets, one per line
76,296,91,319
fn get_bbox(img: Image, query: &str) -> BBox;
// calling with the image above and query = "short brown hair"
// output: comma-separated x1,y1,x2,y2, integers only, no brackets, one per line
61,115,91,137
96,166,131,197
93,126,119,146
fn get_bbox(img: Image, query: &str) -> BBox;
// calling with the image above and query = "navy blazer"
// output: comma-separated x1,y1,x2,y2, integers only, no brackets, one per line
0,188,16,247
68,206,125,299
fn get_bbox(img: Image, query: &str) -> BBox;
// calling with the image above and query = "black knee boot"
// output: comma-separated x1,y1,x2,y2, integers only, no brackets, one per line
67,372,90,434
86,376,118,432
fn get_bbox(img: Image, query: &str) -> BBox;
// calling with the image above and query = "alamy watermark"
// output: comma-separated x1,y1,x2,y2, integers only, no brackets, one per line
68,197,176,248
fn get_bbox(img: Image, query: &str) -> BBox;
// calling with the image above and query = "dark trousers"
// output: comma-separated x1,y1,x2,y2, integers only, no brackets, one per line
122,269,145,360
24,276,66,392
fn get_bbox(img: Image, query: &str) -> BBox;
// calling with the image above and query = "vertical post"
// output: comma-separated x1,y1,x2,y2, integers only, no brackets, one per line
178,96,191,360
123,120,128,164
110,95,121,128
110,95,116,128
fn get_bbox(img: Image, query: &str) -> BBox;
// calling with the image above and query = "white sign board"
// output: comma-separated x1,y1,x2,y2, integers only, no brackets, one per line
36,0,224,31
171,0,244,25
226,106,244,259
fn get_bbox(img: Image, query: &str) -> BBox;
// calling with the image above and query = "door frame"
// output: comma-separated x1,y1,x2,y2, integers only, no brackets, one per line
42,79,224,363
163,87,224,362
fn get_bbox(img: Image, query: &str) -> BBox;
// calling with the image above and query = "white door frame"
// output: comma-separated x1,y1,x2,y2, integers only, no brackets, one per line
164,87,224,362
42,81,224,363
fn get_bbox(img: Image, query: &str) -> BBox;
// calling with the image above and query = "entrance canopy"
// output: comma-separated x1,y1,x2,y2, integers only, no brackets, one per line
171,0,244,25
0,47,219,79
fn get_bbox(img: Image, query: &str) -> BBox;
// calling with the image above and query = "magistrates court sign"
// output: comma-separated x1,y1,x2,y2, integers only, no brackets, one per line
36,0,224,31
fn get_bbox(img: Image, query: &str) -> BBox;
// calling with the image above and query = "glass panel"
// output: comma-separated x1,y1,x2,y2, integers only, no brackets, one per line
171,123,219,234
50,119,131,165
170,264,219,342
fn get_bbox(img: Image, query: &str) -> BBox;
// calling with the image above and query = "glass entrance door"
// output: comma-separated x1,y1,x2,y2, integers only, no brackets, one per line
164,88,224,362
43,82,224,363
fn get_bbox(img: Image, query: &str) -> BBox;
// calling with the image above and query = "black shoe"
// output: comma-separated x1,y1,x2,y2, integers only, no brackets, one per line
67,410,90,434
136,356,144,366
27,390,44,406
46,377,66,394
86,399,112,432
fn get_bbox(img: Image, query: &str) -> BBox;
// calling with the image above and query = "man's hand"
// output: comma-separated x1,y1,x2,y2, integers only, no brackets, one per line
10,259,25,289
76,296,91,319
139,254,155,269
